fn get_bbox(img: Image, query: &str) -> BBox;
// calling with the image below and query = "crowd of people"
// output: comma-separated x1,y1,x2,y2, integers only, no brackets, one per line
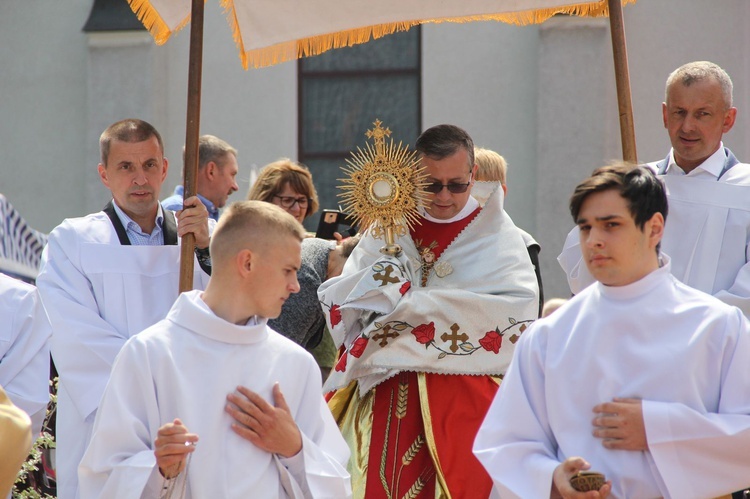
1,59,749,499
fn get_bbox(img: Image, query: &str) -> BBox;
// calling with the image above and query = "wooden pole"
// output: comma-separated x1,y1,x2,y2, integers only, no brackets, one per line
608,0,637,163
179,0,205,292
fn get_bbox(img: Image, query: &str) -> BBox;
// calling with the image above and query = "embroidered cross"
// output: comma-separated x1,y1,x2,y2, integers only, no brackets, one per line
373,325,399,346
373,265,401,287
440,323,468,353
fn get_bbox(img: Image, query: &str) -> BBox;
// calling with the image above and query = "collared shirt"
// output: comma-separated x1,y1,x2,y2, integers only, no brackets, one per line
664,142,726,179
111,201,165,246
161,185,219,221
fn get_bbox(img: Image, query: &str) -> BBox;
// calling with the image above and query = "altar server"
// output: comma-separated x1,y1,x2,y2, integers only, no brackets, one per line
79,200,351,499
475,164,750,498
36,119,212,499
0,273,51,435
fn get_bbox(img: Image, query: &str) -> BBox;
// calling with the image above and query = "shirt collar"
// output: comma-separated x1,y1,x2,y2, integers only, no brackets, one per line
667,142,726,178
420,196,480,224
111,199,164,234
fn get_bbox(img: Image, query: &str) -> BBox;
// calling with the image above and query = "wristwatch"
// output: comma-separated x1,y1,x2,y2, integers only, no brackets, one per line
195,246,212,275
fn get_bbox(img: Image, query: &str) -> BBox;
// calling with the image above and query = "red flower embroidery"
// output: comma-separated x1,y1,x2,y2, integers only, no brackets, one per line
350,336,369,358
329,304,342,327
399,281,411,295
411,322,435,345
479,330,503,354
335,351,348,372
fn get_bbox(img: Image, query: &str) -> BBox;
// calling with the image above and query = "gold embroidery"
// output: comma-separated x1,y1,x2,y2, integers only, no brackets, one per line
401,435,425,466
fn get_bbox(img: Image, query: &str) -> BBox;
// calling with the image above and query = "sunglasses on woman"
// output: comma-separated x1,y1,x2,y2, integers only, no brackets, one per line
273,195,310,208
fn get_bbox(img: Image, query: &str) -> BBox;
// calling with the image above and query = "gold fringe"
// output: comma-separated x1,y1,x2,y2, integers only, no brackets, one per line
131,0,637,69
235,0,638,69
126,0,191,45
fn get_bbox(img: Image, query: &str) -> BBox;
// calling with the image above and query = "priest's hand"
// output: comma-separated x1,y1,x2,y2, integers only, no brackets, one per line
177,196,210,249
551,457,611,499
592,398,648,451
225,382,303,458
154,418,199,479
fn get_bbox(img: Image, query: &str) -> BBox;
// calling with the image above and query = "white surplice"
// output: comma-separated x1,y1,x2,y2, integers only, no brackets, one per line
473,258,750,499
0,274,51,434
558,148,750,316
79,291,351,499
36,211,210,499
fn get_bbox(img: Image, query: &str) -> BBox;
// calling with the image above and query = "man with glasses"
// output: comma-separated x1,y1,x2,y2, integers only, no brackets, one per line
320,124,539,498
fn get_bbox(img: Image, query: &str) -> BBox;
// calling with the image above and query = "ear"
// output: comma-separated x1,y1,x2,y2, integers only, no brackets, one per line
161,157,169,182
97,164,109,188
722,107,737,134
236,248,253,278
470,162,478,183
662,102,668,129
646,212,665,250
205,161,217,180
501,184,508,196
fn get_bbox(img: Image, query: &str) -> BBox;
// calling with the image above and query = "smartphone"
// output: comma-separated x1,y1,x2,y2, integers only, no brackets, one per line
316,209,358,240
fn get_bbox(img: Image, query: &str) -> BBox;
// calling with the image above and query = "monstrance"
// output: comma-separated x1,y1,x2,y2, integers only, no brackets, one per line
339,120,428,257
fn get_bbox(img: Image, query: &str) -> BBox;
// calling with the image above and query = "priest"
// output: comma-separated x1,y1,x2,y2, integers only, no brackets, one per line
36,119,213,499
474,164,750,498
79,201,351,499
320,124,538,498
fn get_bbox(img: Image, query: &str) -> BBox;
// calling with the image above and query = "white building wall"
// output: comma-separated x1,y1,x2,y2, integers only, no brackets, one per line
1,1,749,297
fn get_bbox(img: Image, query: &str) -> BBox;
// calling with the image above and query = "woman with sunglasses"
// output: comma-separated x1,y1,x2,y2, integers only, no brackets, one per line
247,159,319,225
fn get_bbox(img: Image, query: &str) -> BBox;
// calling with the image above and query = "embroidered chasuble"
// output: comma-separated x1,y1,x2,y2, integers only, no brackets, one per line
321,188,539,498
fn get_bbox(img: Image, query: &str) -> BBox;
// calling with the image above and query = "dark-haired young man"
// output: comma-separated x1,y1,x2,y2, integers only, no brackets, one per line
37,119,212,499
475,164,750,498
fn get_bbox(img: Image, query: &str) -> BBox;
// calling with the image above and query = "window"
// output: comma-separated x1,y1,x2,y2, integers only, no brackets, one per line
298,28,421,229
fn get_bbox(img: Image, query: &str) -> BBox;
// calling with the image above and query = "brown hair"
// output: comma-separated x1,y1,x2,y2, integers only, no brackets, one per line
247,159,320,219
100,119,164,166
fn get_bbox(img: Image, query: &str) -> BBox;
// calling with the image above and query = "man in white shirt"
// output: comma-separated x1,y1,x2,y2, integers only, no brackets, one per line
475,164,750,498
79,201,351,499
36,119,212,499
559,61,750,316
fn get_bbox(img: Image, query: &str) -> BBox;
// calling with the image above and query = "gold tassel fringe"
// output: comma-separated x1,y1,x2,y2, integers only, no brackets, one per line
130,0,636,69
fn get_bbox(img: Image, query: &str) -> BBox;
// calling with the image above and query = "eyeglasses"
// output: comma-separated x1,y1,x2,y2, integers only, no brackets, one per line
424,174,472,194
273,195,310,209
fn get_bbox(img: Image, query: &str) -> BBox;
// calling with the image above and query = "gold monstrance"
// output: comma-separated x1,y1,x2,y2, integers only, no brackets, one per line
339,120,428,257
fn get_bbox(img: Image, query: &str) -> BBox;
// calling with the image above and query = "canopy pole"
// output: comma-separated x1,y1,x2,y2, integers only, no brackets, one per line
179,0,205,292
608,0,637,163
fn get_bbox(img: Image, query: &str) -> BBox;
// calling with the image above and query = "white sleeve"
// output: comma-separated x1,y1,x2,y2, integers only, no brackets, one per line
556,225,596,295
644,308,750,498
36,228,128,422
473,328,560,498
284,362,352,499
78,341,162,499
0,283,51,434
714,244,750,316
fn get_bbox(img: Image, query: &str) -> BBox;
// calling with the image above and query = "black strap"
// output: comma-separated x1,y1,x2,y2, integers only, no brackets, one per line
102,201,178,246
102,201,131,245
162,210,178,245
